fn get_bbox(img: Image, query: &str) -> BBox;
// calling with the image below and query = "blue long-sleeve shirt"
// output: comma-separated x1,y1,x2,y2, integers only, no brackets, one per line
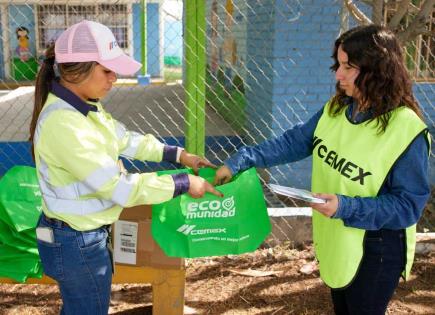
225,102,430,230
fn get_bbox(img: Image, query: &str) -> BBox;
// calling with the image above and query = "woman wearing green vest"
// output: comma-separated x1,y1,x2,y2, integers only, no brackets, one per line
29,21,221,314
214,25,430,314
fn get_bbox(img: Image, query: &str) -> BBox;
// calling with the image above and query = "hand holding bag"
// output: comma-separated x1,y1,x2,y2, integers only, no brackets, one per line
152,167,271,258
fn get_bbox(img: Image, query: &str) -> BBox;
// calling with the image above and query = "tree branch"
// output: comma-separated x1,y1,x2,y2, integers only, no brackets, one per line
388,0,411,29
372,0,384,25
397,0,435,43
340,1,350,34
420,29,435,37
343,0,372,25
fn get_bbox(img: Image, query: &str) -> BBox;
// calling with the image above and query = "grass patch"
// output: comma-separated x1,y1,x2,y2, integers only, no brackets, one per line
164,67,182,82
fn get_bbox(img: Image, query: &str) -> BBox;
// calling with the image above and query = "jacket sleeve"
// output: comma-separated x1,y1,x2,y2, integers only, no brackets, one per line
37,111,176,207
224,108,323,175
114,119,166,162
334,133,430,230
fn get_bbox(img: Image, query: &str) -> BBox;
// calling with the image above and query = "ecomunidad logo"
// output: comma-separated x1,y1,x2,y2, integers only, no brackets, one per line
186,196,236,219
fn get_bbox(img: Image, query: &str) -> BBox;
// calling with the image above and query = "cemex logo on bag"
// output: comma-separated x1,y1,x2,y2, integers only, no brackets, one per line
186,196,236,219
177,224,196,235
177,224,227,236
19,182,41,197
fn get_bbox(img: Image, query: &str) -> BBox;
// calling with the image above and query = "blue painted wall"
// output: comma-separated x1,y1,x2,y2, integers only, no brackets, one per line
270,0,340,188
0,142,34,174
415,83,435,182
133,3,161,77
243,0,341,188
245,0,275,142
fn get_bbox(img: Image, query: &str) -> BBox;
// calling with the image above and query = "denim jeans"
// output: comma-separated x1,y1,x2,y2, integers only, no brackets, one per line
330,229,406,315
36,214,113,315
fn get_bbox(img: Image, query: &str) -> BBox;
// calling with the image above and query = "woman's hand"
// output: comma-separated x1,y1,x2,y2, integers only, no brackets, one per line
309,193,338,218
213,165,233,185
179,151,217,174
188,174,223,198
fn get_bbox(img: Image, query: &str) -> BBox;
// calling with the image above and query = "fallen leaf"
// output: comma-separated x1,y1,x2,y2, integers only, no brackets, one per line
299,262,317,275
184,305,200,314
228,268,282,277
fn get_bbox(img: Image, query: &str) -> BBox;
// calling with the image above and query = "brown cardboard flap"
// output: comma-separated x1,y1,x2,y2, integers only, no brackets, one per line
114,207,184,269
120,205,152,220
138,220,155,252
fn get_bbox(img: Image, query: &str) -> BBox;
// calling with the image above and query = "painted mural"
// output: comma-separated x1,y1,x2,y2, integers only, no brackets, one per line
15,27,31,62
12,25,38,81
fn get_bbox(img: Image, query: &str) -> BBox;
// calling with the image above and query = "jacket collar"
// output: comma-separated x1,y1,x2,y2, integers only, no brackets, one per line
50,80,98,116
346,97,372,123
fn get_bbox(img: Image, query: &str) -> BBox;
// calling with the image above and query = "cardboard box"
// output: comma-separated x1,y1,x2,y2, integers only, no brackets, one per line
112,205,184,269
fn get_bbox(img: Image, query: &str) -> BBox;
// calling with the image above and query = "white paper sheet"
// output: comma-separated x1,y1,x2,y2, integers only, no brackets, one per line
269,184,326,204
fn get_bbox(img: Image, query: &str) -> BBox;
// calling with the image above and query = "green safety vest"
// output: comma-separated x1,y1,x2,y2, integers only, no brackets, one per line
312,101,428,289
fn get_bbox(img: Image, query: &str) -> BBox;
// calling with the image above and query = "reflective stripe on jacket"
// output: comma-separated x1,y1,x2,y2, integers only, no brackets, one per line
34,93,176,231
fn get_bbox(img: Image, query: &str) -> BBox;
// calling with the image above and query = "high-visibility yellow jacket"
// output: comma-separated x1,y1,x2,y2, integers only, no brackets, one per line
34,83,182,231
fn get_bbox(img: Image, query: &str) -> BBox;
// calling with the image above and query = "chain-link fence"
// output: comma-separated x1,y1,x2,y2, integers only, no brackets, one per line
202,0,435,233
0,0,433,239
397,2,435,232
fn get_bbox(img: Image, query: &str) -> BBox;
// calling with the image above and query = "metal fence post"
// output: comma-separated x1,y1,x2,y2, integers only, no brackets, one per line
184,0,205,156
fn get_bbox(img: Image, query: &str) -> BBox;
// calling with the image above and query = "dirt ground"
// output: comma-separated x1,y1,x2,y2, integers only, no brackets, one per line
0,243,433,315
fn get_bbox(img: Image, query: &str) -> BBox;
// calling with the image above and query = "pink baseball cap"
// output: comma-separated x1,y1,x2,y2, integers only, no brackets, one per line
55,20,142,75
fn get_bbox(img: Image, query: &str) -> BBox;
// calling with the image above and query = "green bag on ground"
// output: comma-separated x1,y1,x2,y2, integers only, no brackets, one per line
0,217,38,252
0,166,42,232
0,166,43,282
0,244,42,282
152,167,271,258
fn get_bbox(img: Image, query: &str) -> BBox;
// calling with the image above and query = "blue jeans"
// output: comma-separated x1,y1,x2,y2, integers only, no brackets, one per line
36,214,113,315
331,229,406,315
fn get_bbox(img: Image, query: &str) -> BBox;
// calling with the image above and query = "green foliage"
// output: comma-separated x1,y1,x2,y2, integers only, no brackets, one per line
232,74,245,94
216,67,225,83
164,67,182,82
405,42,416,72
206,67,247,133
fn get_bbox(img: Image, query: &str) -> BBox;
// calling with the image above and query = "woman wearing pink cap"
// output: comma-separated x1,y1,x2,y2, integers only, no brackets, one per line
29,20,222,314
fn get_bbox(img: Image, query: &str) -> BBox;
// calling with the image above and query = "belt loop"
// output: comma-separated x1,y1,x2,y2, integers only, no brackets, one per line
43,213,69,229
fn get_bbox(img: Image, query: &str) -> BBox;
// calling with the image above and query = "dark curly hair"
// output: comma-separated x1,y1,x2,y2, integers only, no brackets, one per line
329,24,423,133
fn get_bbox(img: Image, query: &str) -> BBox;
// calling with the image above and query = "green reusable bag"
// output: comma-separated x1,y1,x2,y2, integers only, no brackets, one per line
0,166,42,232
0,244,43,282
152,167,271,258
0,166,43,282
0,217,38,253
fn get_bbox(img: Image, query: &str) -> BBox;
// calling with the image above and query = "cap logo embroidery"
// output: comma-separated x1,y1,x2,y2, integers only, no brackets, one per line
109,41,118,50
